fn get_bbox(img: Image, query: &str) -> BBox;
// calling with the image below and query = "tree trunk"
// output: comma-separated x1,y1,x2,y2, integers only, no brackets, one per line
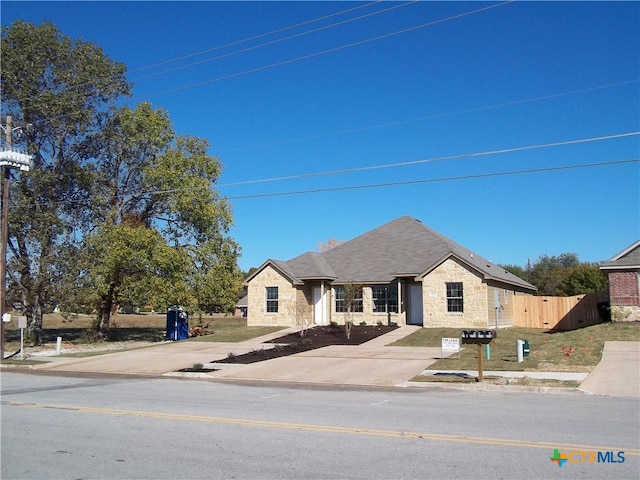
26,304,43,346
94,285,116,340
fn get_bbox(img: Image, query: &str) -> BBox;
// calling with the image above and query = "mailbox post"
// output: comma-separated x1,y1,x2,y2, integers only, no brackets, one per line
461,330,497,382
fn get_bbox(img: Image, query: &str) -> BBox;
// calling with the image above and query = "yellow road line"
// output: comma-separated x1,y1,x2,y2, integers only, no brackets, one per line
4,400,639,455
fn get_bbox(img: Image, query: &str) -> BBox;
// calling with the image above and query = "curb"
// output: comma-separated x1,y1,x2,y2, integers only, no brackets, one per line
400,380,585,396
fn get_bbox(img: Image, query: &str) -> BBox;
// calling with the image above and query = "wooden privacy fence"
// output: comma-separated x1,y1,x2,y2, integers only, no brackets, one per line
513,291,608,330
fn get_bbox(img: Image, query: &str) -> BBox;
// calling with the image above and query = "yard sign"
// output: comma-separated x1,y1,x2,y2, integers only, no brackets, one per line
441,337,460,359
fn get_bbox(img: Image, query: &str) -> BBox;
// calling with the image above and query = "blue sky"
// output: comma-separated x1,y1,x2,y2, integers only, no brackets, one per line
2,1,639,272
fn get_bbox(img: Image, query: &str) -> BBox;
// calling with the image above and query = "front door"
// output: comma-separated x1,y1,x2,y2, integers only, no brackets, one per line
408,283,423,326
313,286,326,325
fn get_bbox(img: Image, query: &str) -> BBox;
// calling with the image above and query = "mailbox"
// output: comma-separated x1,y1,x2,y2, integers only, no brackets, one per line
461,330,497,345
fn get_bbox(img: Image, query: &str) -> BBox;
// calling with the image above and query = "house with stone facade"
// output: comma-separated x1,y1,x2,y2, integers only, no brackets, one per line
600,240,640,322
244,216,536,328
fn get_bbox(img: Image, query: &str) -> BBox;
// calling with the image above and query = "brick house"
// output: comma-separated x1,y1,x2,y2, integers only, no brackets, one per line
234,294,248,317
244,216,536,328
600,240,640,322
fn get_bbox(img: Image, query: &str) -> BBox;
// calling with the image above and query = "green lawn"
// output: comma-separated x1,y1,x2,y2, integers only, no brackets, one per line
2,314,285,353
391,322,640,372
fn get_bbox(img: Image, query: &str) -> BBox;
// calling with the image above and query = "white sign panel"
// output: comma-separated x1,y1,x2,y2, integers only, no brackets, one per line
441,337,460,358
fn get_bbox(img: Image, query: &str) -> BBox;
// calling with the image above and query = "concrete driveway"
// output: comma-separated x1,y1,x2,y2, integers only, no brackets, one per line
30,326,443,386
579,341,640,397
210,343,441,386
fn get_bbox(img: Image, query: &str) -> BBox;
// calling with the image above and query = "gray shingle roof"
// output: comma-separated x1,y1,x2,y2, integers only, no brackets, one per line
600,240,640,269
286,252,336,280
259,216,535,291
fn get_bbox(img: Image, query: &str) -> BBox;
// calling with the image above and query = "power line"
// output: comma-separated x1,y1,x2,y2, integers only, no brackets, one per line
218,132,640,187
142,1,514,99
127,1,385,74
2,1,392,113
131,1,417,83
3,1,516,136
218,79,640,153
88,132,640,200
11,132,637,208
16,130,636,192
3,1,503,127
223,159,640,200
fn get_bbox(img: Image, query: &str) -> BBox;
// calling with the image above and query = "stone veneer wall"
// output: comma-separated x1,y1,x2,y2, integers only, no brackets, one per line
247,261,529,327
421,257,489,328
246,265,298,326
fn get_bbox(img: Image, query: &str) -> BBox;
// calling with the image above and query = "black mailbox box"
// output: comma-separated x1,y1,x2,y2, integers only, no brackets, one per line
461,330,497,345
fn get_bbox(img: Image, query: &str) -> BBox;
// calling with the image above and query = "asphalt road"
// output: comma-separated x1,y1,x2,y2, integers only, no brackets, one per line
1,372,639,480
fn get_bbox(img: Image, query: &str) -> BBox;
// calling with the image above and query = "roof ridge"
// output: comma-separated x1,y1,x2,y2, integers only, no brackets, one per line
274,216,535,290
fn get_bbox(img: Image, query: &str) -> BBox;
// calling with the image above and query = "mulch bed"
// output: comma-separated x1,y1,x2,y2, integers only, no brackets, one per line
215,324,398,364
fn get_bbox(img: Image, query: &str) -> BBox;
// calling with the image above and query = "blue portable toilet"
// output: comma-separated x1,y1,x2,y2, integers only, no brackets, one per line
166,306,189,340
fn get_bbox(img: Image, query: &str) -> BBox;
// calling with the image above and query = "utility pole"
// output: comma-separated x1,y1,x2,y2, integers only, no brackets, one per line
0,117,10,361
0,116,33,359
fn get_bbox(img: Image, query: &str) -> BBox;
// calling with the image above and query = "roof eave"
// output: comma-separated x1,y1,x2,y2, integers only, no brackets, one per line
600,264,640,270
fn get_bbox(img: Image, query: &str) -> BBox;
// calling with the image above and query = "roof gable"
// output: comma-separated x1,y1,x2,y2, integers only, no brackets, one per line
242,259,303,286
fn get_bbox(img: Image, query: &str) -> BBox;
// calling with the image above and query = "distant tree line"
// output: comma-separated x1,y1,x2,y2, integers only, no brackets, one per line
501,253,608,296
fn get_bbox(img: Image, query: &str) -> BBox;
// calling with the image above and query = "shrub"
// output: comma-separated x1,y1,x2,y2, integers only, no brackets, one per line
301,338,313,346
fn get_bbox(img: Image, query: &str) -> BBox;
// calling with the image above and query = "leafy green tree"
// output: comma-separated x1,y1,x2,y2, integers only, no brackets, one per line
1,20,130,343
85,102,241,337
2,21,242,340
530,253,580,296
189,238,243,315
558,264,608,296
83,223,192,335
502,253,608,296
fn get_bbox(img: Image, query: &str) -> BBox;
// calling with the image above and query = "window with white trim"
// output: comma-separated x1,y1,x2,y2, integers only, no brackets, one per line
266,286,278,313
446,282,463,313
372,285,398,313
